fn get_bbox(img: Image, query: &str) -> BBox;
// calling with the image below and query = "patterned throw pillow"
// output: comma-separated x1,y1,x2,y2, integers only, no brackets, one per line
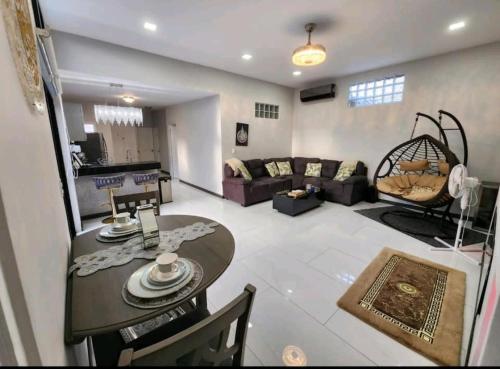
304,163,322,177
238,164,252,181
276,161,293,176
334,161,358,181
265,162,280,177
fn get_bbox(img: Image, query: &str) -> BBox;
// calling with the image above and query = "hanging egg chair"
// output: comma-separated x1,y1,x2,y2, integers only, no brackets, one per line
373,110,468,235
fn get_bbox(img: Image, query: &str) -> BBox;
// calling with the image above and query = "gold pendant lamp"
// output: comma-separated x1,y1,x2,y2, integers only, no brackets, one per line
292,23,326,67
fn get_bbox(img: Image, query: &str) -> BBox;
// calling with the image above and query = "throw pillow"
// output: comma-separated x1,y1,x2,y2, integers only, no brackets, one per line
276,161,293,176
438,160,450,176
265,162,280,177
238,164,252,181
399,159,429,172
225,157,244,176
334,160,358,181
304,162,322,177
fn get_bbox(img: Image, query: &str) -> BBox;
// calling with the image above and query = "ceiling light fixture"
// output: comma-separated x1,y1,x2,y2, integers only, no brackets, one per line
242,53,253,60
144,22,157,31
293,71,302,76
292,23,326,67
448,21,465,31
122,96,135,104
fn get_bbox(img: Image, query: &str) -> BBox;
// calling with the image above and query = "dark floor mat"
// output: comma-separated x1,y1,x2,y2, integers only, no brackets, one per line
355,205,486,248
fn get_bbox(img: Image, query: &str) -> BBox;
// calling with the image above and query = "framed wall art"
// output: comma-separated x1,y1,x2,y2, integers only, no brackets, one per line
235,122,249,146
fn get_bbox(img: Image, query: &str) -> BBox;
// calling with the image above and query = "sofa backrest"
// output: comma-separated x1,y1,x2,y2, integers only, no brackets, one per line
224,158,367,179
293,157,320,175
242,159,266,178
320,159,340,178
354,161,367,176
263,157,294,171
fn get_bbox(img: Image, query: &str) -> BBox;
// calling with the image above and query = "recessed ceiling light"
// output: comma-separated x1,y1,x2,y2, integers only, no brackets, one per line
293,71,302,76
241,54,253,60
448,21,466,31
122,96,135,104
144,22,157,31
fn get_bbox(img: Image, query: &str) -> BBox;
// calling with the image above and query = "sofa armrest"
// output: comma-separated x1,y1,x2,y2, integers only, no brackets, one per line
223,177,251,186
341,175,368,185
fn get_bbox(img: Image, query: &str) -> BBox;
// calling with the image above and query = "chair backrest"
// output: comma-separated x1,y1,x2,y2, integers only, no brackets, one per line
118,284,256,367
113,191,161,216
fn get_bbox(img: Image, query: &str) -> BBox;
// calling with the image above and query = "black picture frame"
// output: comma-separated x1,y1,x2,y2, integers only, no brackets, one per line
235,122,249,146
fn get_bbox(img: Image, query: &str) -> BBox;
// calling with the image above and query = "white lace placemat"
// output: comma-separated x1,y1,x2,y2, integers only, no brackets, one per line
68,221,218,277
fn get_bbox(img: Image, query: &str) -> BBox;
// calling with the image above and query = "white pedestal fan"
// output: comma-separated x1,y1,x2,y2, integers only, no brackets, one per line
430,164,482,264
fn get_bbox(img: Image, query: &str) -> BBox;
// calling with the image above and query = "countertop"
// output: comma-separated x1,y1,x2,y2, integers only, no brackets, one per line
77,161,161,176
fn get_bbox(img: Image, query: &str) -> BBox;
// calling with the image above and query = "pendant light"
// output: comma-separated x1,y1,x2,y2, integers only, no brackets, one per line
292,23,326,66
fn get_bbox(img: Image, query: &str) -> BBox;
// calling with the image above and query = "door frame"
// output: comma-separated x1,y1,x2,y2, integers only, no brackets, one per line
167,124,178,179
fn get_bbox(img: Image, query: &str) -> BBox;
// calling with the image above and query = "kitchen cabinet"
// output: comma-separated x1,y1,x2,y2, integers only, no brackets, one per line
64,102,87,142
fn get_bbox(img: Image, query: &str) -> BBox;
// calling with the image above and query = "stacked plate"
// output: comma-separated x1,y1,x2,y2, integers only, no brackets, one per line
126,257,195,299
97,218,141,242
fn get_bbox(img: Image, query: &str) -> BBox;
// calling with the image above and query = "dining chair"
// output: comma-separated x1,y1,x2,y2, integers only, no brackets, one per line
113,190,161,217
117,284,256,366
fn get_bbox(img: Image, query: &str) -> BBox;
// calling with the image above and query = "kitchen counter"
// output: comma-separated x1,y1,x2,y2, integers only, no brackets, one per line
77,161,161,176
75,162,163,218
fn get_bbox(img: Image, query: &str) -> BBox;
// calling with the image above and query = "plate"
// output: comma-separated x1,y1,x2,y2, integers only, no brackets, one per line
127,259,195,299
147,259,190,286
140,261,191,291
99,225,140,238
121,259,204,309
112,219,139,232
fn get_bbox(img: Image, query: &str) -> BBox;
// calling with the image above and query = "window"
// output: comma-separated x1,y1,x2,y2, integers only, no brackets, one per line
255,102,279,119
348,75,405,107
84,123,96,133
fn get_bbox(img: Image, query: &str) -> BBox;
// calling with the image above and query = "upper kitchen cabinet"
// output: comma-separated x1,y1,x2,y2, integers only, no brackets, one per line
63,102,87,142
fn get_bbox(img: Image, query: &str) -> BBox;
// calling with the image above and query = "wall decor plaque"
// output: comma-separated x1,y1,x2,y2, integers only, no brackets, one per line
1,0,45,113
235,122,249,146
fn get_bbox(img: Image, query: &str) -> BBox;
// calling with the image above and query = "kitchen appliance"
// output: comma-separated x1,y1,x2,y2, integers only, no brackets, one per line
75,132,107,164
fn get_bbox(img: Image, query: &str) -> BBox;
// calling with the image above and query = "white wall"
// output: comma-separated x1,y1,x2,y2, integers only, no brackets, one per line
165,96,223,194
292,42,500,182
51,31,294,192
0,12,84,365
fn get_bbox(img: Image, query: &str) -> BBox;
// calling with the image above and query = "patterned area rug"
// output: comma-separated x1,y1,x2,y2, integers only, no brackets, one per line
337,247,465,365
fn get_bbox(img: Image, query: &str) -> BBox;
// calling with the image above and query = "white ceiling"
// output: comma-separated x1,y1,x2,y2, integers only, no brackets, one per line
40,0,500,88
59,70,214,108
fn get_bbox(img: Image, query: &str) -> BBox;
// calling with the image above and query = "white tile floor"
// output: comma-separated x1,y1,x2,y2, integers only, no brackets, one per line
82,180,481,366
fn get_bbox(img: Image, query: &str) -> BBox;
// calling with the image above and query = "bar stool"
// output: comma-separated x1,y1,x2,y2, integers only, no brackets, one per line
132,172,160,192
92,174,126,224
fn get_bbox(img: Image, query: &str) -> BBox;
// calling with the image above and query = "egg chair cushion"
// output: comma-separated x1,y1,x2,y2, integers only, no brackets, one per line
376,174,447,202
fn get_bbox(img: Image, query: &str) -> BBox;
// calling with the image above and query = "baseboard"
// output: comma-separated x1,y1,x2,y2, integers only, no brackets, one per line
379,199,461,220
179,179,224,198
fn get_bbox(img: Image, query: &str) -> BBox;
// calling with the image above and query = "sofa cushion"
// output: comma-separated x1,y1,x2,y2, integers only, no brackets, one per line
334,161,358,181
243,159,265,178
265,162,280,177
276,161,293,176
239,163,252,181
289,174,304,189
303,177,324,188
321,159,340,178
252,177,290,194
293,157,320,175
305,163,322,177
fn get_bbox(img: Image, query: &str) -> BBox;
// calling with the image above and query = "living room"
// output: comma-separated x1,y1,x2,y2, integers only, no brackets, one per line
1,0,499,367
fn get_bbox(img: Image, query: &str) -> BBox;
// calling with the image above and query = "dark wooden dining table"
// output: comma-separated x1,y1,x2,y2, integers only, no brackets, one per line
65,215,235,345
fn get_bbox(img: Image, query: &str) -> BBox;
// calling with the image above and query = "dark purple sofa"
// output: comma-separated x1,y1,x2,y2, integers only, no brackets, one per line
222,157,368,207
